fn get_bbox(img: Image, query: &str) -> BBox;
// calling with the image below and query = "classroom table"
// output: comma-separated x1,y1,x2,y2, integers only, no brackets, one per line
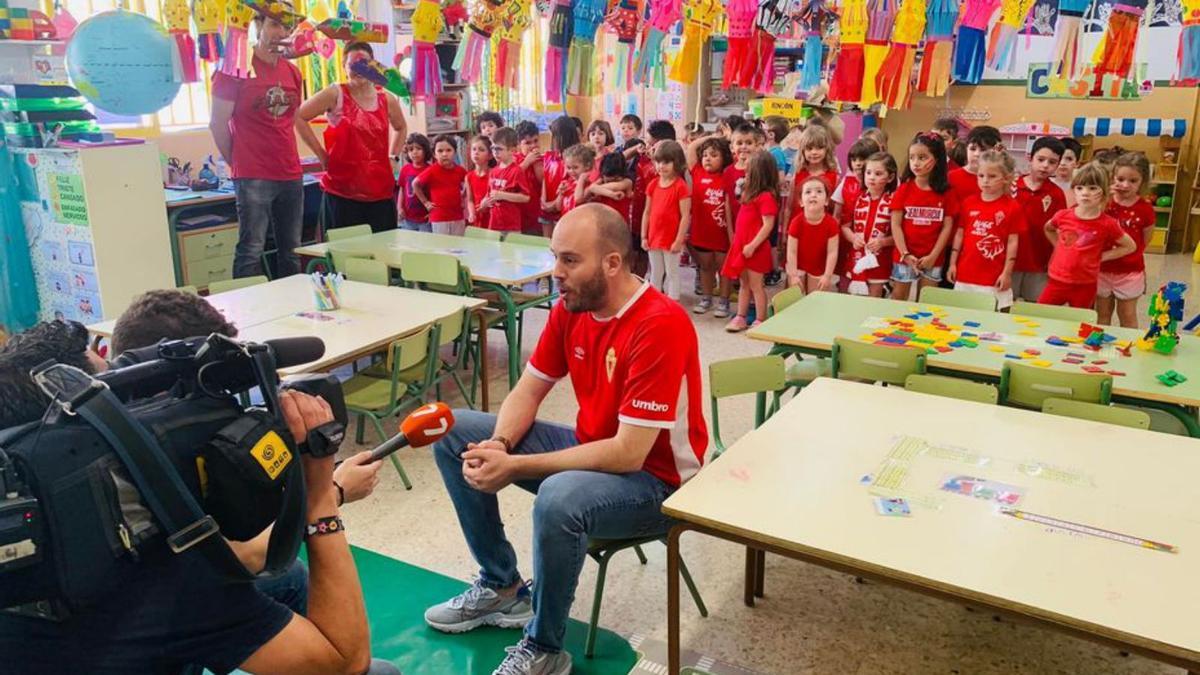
87,276,489,404
748,292,1200,434
663,378,1200,674
294,229,557,389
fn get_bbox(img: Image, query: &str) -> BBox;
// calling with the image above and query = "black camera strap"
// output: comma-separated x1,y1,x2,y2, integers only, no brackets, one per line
73,386,305,583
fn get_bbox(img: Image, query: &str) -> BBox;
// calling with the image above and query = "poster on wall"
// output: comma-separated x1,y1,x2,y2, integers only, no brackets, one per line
1027,63,1150,99
49,172,89,225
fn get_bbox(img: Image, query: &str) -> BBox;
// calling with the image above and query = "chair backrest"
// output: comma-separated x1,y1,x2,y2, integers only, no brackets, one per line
769,286,804,318
386,324,438,373
1000,362,1112,409
400,252,466,294
904,374,998,404
465,226,502,241
330,249,374,273
831,337,926,385
326,224,372,242
708,355,787,455
342,257,390,286
1010,300,1099,323
918,286,996,312
1042,398,1150,430
435,306,469,347
505,232,550,247
208,275,268,294
1114,404,1191,435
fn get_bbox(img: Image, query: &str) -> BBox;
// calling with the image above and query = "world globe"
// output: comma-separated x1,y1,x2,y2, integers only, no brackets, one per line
66,10,181,116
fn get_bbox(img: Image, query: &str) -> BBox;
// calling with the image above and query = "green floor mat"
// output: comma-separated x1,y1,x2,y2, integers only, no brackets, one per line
353,546,638,674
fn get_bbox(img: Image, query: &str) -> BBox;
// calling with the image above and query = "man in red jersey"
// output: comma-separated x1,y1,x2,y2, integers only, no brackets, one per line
426,204,709,675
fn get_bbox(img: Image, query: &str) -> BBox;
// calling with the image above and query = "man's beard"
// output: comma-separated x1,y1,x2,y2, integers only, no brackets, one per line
563,268,607,313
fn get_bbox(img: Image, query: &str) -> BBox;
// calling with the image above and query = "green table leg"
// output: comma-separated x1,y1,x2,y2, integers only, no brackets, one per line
478,282,521,389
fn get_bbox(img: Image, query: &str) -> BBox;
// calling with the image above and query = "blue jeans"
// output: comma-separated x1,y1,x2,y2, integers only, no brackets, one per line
433,410,676,653
254,560,308,615
233,178,304,278
400,218,432,232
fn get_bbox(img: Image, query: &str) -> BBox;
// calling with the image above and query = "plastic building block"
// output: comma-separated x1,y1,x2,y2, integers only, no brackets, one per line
1083,366,1105,373
1030,360,1052,368
964,321,981,328
1019,330,1037,337
1045,336,1068,347
989,345,1006,353
1107,371,1126,377
1024,349,1041,355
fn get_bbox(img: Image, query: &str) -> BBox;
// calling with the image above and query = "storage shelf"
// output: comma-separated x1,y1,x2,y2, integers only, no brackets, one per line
1154,206,1173,213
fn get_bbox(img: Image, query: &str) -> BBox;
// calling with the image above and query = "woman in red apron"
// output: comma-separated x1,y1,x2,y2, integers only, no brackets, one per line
296,42,408,233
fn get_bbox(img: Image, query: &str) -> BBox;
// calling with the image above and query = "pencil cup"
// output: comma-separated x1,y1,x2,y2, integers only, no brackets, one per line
310,273,343,311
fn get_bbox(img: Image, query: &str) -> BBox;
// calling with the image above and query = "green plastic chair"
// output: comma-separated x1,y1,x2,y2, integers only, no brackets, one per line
465,226,502,241
1114,405,1191,435
341,257,391,286
1042,398,1150,429
584,535,706,658
904,374,998,404
504,232,550,247
327,224,373,241
765,286,826,406
343,324,441,490
831,337,927,386
1010,300,1099,323
998,362,1112,410
330,250,374,274
918,286,996,312
709,355,787,456
208,275,268,294
768,286,804,318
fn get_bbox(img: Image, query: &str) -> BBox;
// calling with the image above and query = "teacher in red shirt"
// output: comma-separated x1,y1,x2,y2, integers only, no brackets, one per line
422,204,709,675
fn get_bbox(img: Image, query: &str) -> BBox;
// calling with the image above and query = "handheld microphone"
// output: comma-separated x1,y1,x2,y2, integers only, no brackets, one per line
367,403,455,462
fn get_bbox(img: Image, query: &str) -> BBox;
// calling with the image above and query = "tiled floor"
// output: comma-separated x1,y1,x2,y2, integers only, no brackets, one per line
342,253,1197,675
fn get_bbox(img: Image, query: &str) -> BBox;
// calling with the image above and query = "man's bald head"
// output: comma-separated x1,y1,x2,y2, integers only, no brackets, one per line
555,204,632,266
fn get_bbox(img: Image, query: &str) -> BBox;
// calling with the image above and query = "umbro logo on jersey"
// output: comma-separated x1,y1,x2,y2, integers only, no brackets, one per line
574,346,585,360
632,399,669,412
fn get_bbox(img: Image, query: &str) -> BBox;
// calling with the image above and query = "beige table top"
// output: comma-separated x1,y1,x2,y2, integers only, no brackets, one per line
89,276,483,373
664,378,1200,665
294,229,556,285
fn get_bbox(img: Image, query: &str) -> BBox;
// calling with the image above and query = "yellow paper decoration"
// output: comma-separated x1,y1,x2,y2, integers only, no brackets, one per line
839,0,868,45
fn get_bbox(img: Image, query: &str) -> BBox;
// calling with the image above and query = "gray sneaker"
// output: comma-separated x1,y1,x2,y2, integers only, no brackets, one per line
492,639,572,675
713,299,731,318
692,296,713,314
425,579,533,633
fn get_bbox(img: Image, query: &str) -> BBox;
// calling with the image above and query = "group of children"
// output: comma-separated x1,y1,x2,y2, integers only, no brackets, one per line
388,110,1159,331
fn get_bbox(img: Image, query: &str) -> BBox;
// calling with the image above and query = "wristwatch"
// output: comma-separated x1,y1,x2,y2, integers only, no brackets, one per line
306,516,345,538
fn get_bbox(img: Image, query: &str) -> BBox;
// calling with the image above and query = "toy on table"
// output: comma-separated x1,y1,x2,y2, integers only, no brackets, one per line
410,0,446,99
1049,0,1088,78
165,0,199,82
605,0,642,91
669,0,722,85
193,0,225,62
1138,281,1187,355
545,0,573,102
794,0,833,92
985,0,1037,75
915,0,957,96
1180,0,1200,84
951,0,999,84
454,0,502,83
1093,0,1147,81
874,0,926,110
634,0,682,85
316,17,388,42
350,57,412,101
1157,370,1188,387
220,0,256,77
827,0,867,102
721,0,757,89
566,0,608,96
859,0,896,108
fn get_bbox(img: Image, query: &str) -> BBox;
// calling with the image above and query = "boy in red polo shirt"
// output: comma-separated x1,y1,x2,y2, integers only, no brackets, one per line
947,125,1002,204
482,128,532,232
514,121,545,235
947,151,1026,310
1012,136,1067,302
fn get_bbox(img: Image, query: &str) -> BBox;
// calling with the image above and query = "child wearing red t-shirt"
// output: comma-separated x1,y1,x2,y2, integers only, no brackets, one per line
538,117,580,237
641,141,691,301
890,133,958,301
689,137,734,317
582,153,634,225
1098,152,1157,328
413,135,469,236
1039,163,1136,309
947,151,1026,310
398,133,432,232
481,128,531,232
787,176,840,293
844,152,897,297
547,144,596,218
789,125,840,217
514,121,545,235
721,152,780,332
465,135,493,228
947,125,1002,204
1012,136,1067,302
832,139,879,290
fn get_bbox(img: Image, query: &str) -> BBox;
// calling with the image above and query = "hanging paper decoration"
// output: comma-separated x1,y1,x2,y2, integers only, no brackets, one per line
668,0,722,84
915,0,956,96
859,0,895,107
495,0,531,89
1092,0,1146,81
164,0,199,82
412,0,445,99
454,0,502,83
634,0,682,85
721,0,757,89
193,0,225,62
546,0,573,102
794,0,832,92
50,1,78,41
985,0,1036,74
566,0,609,96
828,0,867,101
951,0,999,84
605,0,642,91
316,17,389,41
221,0,255,77
1049,0,1088,78
754,0,804,93
1181,0,1200,84
444,0,469,27
874,0,925,109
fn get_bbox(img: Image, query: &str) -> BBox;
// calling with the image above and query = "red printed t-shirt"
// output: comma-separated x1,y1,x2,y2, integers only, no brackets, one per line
832,174,861,223
690,165,729,251
527,282,709,488
722,164,747,225
398,163,430,222
891,181,959,264
415,163,468,222
955,194,1026,286
593,183,632,226
645,177,690,249
466,169,490,225
211,55,303,181
541,151,566,221
515,152,543,230
847,191,894,281
1101,198,1157,274
948,167,981,203
1046,209,1126,285
486,162,532,232
1013,175,1067,273
560,175,580,214
788,213,841,277
792,168,839,213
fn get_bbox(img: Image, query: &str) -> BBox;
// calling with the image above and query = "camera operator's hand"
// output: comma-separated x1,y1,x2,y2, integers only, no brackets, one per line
279,390,338,513
333,452,382,504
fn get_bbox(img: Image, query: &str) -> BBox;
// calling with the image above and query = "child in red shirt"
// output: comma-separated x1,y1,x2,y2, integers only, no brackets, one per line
789,125,840,217
538,116,580,237
787,175,841,293
721,152,780,332
947,125,1002,204
1098,152,1157,327
482,128,531,232
514,121,545,235
398,133,432,231
1039,163,1136,309
465,135,494,229
947,151,1026,310
832,138,880,290
689,137,735,317
413,135,469,236
582,153,633,225
1012,136,1067,302
890,133,958,301
641,141,691,301
844,152,897,297
548,144,596,217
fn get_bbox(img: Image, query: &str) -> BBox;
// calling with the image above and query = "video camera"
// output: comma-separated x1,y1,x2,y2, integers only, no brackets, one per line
0,333,344,618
